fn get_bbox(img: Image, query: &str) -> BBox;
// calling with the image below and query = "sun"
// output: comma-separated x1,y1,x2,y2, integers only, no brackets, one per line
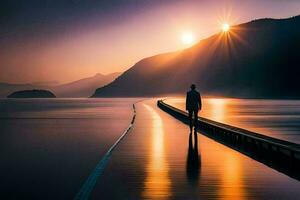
181,31,195,45
222,23,230,32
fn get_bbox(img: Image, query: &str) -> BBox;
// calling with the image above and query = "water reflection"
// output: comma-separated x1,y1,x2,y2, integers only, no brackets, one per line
219,151,247,200
143,104,171,200
186,131,201,185
0,98,137,199
165,98,300,144
206,98,226,122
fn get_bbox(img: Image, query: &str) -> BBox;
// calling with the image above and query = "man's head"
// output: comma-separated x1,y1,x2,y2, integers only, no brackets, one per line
190,84,196,90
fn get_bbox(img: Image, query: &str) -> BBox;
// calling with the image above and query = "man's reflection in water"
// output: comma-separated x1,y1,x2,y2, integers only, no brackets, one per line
186,131,201,185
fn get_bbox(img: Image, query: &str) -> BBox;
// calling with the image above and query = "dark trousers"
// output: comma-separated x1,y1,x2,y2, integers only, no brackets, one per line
188,109,198,131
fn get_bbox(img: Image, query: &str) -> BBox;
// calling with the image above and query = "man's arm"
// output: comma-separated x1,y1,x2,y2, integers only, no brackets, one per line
186,92,189,111
198,93,202,110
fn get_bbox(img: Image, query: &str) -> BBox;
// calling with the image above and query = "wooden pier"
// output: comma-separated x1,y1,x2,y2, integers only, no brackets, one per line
157,100,300,181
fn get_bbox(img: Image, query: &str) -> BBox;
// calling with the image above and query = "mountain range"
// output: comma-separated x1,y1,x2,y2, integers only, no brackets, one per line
92,15,300,98
50,72,120,97
0,72,120,98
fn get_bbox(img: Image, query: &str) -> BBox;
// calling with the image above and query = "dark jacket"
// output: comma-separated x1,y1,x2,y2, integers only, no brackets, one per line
186,90,202,111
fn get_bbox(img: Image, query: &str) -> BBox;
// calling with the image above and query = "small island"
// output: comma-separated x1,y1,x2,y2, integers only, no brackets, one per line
7,89,56,98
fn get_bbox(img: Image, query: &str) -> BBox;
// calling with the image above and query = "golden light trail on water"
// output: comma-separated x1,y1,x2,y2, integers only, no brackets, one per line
142,104,171,200
208,99,226,122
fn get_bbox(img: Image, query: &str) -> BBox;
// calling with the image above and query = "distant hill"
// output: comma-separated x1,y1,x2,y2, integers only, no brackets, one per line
92,15,300,98
0,83,36,98
51,72,121,97
7,89,56,98
0,72,121,98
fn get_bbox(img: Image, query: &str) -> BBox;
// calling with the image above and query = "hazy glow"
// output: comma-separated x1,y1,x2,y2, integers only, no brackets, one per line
181,31,195,45
143,104,171,200
1,0,300,83
222,23,230,32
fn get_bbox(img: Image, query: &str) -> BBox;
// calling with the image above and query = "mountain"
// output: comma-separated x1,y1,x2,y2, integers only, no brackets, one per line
0,72,121,98
31,81,60,87
7,89,56,98
92,15,300,98
51,72,121,97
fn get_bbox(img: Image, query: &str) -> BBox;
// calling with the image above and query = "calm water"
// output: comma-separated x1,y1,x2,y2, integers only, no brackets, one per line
0,98,299,199
0,98,137,199
92,100,300,199
165,97,300,144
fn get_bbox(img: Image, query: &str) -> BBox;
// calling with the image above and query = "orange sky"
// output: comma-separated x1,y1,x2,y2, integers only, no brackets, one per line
0,0,300,84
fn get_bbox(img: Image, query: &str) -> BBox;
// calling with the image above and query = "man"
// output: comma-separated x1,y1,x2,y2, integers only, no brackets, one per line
186,84,202,132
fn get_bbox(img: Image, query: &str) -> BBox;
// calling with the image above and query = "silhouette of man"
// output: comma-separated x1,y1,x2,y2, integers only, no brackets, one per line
186,84,202,132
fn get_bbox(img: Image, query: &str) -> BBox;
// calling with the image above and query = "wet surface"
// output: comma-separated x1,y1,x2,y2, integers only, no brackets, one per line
1,98,299,199
165,98,300,144
91,99,300,200
0,98,136,199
